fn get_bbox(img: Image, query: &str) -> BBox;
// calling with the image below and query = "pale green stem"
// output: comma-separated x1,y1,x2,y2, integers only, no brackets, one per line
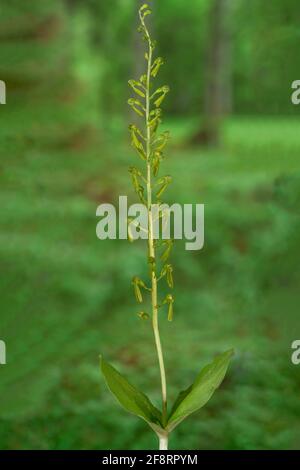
159,432,169,451
143,19,168,428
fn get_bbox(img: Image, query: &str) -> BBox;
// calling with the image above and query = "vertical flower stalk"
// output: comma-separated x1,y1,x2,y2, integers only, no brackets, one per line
100,2,233,452
129,5,171,447
144,5,167,429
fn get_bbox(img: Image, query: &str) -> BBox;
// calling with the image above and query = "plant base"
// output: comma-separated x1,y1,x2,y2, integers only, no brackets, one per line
158,433,168,450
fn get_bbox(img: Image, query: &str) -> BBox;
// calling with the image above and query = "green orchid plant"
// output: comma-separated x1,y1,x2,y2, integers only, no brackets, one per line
100,3,233,450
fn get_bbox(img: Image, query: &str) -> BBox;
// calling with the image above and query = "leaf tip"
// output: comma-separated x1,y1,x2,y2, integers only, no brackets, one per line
226,348,235,358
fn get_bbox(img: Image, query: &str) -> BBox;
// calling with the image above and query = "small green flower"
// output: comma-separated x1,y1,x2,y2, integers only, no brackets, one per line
138,311,150,320
164,294,174,321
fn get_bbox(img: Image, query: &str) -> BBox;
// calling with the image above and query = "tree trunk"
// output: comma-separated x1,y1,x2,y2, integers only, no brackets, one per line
193,0,232,147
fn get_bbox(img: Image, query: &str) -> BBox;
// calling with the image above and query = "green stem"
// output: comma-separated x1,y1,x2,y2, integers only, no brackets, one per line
158,432,169,451
144,22,168,427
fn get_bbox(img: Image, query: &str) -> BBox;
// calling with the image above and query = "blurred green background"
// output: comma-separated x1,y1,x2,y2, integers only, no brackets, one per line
1,0,300,450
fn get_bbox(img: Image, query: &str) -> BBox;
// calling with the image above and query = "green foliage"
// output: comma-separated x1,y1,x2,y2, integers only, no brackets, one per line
168,350,234,431
79,0,300,116
1,112,300,449
100,349,233,436
100,357,162,431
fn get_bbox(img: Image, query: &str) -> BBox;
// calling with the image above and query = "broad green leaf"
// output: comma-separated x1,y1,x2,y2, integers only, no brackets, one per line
100,357,163,432
167,349,234,431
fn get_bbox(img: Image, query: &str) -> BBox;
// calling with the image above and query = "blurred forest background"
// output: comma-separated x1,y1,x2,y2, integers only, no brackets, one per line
1,0,300,450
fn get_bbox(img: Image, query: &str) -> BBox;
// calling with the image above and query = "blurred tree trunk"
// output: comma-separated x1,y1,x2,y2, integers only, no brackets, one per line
0,0,95,150
193,0,232,147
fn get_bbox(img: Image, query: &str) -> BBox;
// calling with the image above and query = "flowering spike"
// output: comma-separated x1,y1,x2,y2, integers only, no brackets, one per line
100,2,234,452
